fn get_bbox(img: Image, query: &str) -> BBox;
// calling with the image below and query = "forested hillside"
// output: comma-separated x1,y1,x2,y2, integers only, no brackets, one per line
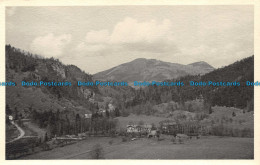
5,45,115,137
125,56,254,115
6,44,99,113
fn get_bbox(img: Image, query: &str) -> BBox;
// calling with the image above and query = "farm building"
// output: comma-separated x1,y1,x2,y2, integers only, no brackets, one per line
126,125,142,133
160,120,178,135
98,108,106,114
142,124,153,133
84,113,92,119
126,124,153,133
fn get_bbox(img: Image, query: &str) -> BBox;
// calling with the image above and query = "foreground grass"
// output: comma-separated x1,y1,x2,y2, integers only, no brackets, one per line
21,136,253,159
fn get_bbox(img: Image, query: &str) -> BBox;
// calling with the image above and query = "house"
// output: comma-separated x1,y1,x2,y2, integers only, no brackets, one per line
142,124,153,133
84,113,92,119
108,103,115,112
8,115,13,121
161,121,177,129
126,124,153,133
126,125,142,133
97,108,106,115
159,120,177,134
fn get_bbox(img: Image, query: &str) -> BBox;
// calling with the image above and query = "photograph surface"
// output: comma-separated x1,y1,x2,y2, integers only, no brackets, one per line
5,6,254,159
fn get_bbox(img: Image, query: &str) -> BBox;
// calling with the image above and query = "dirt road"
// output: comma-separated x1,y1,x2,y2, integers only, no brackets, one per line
7,121,25,143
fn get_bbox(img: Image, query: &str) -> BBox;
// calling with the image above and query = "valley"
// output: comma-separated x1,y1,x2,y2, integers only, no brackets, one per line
5,45,254,159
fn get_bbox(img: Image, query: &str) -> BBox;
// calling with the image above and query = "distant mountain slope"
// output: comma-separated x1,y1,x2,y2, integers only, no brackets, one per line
188,61,215,74
5,45,98,118
94,58,214,82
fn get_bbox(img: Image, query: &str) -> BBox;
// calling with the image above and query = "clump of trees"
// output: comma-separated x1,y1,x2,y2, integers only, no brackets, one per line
210,124,253,137
30,108,118,138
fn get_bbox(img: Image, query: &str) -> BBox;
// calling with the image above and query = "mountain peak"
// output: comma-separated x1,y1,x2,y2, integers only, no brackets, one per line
94,58,215,82
188,61,215,69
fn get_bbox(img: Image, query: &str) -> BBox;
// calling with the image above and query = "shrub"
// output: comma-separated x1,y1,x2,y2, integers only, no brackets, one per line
171,137,176,144
122,137,127,142
118,128,126,136
178,137,184,144
108,140,113,145
90,144,104,159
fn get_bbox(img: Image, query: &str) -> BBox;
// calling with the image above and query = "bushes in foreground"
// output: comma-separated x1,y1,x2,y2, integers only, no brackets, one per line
90,144,104,159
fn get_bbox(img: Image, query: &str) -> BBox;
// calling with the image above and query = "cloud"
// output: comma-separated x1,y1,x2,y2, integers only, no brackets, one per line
76,17,175,54
179,41,253,68
110,17,173,44
30,33,71,58
85,30,110,44
6,7,16,16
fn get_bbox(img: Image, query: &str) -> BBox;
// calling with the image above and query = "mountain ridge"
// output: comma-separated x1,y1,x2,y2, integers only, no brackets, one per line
94,58,215,82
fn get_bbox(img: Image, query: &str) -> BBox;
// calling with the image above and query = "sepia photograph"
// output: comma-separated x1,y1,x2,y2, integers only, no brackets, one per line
3,5,255,160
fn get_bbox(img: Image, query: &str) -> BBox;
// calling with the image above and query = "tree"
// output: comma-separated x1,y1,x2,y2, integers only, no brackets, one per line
18,118,23,127
47,112,56,137
14,107,19,120
166,102,174,113
208,106,212,114
114,107,120,117
151,123,156,130
128,121,134,125
6,104,12,115
187,103,193,112
56,109,60,120
105,110,110,118
105,103,109,110
44,132,48,142
6,115,10,124
65,114,70,134
75,114,81,135
203,101,212,114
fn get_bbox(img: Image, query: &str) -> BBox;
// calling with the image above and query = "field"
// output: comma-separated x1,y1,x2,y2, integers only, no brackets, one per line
21,136,253,159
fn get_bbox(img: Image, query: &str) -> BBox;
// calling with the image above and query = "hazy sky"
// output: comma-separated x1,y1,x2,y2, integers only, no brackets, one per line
6,6,253,74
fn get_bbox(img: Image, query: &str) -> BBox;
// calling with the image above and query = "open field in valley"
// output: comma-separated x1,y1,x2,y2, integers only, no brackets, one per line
21,136,253,159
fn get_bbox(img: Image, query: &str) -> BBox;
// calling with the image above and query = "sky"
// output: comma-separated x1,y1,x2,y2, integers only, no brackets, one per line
6,6,254,74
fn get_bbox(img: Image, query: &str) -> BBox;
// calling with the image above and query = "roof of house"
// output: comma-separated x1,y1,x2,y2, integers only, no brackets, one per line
162,122,177,126
127,124,153,129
